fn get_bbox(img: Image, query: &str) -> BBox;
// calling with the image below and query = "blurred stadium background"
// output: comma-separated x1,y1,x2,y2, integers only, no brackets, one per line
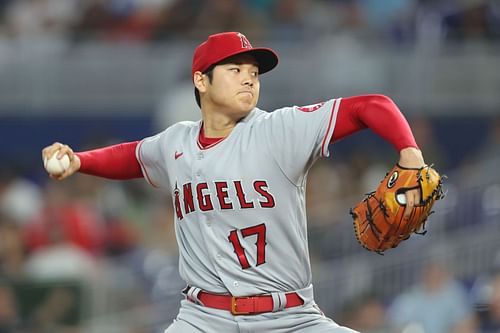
0,0,499,332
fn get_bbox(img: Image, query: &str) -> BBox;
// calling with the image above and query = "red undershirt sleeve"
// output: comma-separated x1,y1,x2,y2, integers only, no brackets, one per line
331,94,418,151
75,141,143,179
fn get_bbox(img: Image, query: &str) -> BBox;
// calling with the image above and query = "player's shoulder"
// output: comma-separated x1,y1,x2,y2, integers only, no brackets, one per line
252,99,337,121
168,120,200,130
244,108,271,121
248,106,294,121
162,120,200,136
142,120,199,144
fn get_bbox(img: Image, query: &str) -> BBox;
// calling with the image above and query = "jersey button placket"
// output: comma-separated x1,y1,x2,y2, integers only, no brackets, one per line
194,153,202,177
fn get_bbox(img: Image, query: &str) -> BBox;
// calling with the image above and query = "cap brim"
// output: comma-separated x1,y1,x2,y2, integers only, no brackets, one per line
212,47,278,75
244,48,279,74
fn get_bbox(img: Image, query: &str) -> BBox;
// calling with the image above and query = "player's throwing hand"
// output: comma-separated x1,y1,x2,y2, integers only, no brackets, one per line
42,142,80,180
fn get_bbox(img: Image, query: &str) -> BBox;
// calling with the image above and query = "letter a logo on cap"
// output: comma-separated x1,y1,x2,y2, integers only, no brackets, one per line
238,33,252,49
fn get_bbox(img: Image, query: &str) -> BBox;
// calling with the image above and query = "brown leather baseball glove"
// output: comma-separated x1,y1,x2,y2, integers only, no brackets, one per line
350,164,444,254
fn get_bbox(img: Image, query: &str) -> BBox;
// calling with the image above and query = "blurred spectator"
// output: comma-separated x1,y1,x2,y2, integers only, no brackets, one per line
103,1,162,42
144,196,184,308
338,293,387,333
0,283,21,333
387,247,477,333
359,0,414,28
306,159,363,261
0,216,25,280
0,0,498,46
151,0,200,41
3,0,81,39
25,286,80,333
23,240,97,282
359,0,417,43
0,169,42,226
331,1,367,35
73,0,171,42
476,271,500,332
306,159,346,225
71,0,116,41
243,0,274,16
24,179,105,256
443,0,500,42
94,180,148,257
470,252,500,332
268,0,305,41
189,0,264,40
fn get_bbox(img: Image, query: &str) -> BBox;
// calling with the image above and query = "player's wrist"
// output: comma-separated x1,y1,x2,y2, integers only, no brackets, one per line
398,147,425,169
73,153,81,171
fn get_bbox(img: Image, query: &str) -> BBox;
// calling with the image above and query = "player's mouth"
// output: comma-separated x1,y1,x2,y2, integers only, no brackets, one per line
238,90,253,96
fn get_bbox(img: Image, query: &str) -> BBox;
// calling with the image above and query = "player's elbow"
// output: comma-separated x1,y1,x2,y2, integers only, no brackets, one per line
366,94,395,106
363,94,399,113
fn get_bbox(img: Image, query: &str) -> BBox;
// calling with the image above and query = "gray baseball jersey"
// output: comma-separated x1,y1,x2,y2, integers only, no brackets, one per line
136,98,341,297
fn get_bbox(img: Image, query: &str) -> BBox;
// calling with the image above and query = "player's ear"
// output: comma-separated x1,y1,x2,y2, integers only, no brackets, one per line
193,71,207,93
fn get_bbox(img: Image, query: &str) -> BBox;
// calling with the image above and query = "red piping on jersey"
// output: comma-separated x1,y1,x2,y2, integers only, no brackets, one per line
197,124,226,150
136,140,159,187
321,98,339,157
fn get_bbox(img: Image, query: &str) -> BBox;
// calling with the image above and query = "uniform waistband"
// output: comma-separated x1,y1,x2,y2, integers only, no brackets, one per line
183,284,314,316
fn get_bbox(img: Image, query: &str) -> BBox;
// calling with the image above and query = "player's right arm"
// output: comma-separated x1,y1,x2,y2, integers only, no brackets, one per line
41,141,143,181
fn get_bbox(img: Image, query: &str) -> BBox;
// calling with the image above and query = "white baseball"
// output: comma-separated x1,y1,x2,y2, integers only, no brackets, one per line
44,152,70,175
396,193,407,205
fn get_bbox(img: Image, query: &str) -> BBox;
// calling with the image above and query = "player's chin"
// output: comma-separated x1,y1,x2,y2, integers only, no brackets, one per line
236,97,257,112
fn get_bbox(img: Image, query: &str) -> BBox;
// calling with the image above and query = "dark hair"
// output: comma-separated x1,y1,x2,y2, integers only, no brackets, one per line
194,65,215,108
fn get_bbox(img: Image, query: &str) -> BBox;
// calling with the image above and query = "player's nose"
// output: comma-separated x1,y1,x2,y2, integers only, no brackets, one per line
240,69,256,86
241,74,254,87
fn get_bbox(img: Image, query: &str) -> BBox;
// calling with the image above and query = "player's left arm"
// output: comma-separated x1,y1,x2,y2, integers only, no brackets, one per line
332,94,425,217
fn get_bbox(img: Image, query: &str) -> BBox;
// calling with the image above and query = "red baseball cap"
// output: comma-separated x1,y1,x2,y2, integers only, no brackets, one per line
192,32,279,77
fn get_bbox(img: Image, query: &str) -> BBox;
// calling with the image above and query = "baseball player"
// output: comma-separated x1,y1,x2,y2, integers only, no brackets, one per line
42,32,426,332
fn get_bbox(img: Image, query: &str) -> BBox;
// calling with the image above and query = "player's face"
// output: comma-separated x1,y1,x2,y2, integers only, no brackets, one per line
203,54,260,117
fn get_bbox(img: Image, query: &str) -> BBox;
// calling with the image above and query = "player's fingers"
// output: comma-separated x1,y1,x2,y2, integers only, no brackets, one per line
56,144,74,159
51,154,80,181
47,143,76,162
50,168,71,181
42,142,68,160
403,189,420,219
413,188,421,206
42,142,60,160
64,155,82,180
404,190,416,219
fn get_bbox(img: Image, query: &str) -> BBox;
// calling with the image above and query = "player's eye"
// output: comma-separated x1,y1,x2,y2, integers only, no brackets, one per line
230,68,240,73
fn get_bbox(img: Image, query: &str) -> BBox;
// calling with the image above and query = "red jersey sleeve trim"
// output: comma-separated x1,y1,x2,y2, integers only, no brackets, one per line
135,140,159,188
321,98,342,157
